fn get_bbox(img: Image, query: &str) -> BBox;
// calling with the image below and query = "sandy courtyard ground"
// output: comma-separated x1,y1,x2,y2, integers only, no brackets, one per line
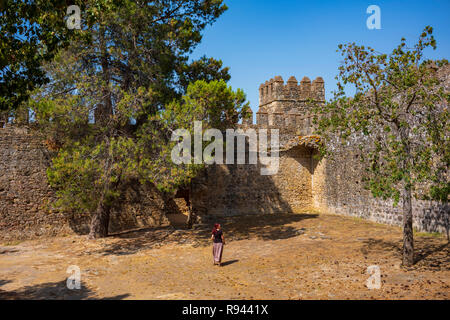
0,212,448,300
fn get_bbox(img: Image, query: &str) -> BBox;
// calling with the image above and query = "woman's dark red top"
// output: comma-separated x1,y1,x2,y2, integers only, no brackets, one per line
213,229,223,243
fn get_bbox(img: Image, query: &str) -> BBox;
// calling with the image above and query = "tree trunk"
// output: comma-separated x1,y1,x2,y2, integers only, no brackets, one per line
89,200,111,239
402,185,414,266
398,125,414,267
95,26,113,125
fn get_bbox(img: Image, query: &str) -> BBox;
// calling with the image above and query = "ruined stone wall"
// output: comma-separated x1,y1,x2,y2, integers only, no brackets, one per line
1,124,447,239
256,75,324,128
0,126,69,240
1,70,447,239
190,126,318,217
312,145,449,234
189,119,448,234
191,145,315,217
311,65,449,234
0,126,169,241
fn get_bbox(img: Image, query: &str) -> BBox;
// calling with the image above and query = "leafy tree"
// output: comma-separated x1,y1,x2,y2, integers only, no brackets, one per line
28,0,237,238
37,80,249,238
8,0,230,121
0,0,76,117
178,56,231,90
44,0,230,123
314,26,449,266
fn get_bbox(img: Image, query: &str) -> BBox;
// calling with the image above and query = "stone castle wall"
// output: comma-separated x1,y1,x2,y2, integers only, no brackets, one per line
191,145,316,217
189,125,321,218
0,125,169,241
0,73,447,240
0,125,71,240
190,74,448,234
256,75,324,128
312,145,449,234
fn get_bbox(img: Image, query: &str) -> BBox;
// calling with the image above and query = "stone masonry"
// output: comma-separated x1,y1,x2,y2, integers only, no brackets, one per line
0,74,448,240
191,75,448,234
0,125,169,240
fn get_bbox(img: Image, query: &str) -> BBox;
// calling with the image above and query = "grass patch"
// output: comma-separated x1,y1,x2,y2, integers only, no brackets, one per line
2,240,22,246
414,230,444,238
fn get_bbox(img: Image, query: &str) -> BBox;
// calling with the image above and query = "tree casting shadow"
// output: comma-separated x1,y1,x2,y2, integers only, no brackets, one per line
0,280,129,300
361,237,449,270
94,212,318,256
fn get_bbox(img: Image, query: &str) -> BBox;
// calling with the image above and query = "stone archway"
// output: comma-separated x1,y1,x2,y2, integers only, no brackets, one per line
165,188,192,229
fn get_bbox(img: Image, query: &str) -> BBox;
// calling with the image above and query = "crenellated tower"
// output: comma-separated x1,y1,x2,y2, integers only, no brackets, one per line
256,75,325,132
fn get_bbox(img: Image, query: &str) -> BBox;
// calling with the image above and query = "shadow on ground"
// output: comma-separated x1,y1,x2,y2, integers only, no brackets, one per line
0,247,19,255
220,259,239,267
0,279,12,287
361,237,449,270
95,213,318,256
0,279,129,300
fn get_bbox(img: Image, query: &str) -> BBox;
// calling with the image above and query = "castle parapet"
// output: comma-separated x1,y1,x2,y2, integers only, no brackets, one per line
299,76,311,98
258,75,325,107
312,77,325,100
256,74,325,128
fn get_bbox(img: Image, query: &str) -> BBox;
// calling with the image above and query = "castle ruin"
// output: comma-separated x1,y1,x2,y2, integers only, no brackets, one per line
255,75,324,132
0,75,448,240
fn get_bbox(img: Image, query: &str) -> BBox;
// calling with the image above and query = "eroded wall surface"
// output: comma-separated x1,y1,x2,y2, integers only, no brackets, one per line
1,69,448,239
312,147,449,234
191,144,316,217
0,126,169,241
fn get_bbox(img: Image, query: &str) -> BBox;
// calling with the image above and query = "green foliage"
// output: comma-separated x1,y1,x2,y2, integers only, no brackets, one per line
178,56,231,90
314,26,449,204
37,79,248,216
162,79,250,130
0,0,77,113
24,1,241,237
66,0,229,113
2,0,229,114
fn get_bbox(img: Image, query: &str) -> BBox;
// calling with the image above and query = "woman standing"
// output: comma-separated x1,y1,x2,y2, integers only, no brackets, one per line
211,223,225,266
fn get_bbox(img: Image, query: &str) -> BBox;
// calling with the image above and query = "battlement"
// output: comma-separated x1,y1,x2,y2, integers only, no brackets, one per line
258,75,325,106
256,75,325,129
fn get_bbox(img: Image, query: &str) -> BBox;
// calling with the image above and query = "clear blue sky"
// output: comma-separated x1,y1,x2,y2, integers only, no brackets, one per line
191,0,450,115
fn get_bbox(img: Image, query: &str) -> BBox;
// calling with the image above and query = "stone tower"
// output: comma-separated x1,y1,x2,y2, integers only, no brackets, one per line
256,75,325,131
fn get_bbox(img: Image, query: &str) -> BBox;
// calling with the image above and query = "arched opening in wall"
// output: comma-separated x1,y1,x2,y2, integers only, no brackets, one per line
277,144,320,212
165,188,190,229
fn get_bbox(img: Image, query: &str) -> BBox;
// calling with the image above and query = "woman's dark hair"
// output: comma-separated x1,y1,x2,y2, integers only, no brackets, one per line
212,223,220,235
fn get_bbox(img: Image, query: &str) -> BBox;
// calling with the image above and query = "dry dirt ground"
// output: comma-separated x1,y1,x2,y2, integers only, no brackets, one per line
0,212,448,300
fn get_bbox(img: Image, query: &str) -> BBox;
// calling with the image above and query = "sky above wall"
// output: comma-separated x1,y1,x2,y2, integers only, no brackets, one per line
190,0,450,115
